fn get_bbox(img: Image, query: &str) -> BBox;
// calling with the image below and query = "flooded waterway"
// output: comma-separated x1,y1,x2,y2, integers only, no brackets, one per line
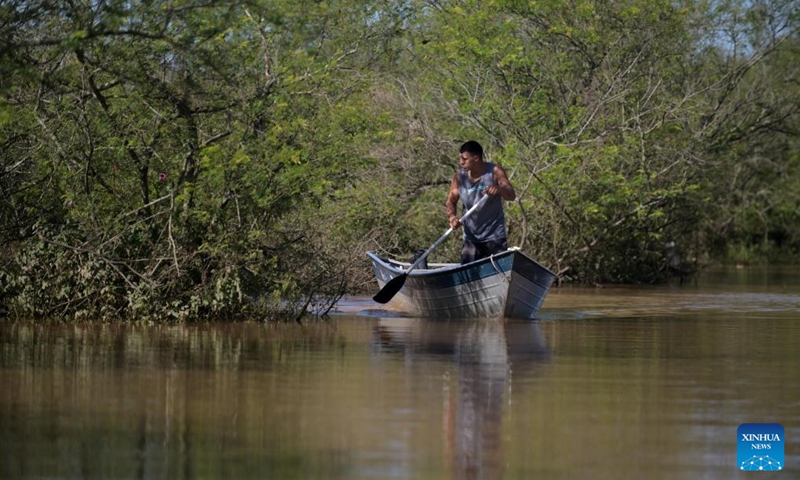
1,266,799,479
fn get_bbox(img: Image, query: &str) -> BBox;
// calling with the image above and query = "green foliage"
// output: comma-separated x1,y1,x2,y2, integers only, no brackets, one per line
0,0,403,320
382,0,800,282
2,0,799,321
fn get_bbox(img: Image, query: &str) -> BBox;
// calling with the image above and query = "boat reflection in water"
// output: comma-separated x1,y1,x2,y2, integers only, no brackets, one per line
373,318,550,480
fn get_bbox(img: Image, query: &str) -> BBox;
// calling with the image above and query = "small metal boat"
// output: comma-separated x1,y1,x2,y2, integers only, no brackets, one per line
367,248,557,319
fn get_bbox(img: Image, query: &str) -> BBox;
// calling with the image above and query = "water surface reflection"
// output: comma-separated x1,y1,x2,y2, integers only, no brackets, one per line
374,319,549,479
1,267,800,480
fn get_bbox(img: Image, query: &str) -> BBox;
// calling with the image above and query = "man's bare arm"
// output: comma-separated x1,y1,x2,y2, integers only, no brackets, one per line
490,164,516,201
446,174,461,229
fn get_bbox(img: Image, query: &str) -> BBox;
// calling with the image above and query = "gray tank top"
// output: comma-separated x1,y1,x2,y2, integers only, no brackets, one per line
458,162,507,242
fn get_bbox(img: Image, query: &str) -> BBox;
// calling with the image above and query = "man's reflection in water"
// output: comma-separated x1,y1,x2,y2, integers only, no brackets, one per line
375,318,549,480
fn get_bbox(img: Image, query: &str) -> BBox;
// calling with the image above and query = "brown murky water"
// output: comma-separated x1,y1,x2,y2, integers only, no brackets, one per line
1,266,799,479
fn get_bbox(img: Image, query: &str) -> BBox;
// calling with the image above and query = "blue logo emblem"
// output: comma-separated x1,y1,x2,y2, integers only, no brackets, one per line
738,423,784,471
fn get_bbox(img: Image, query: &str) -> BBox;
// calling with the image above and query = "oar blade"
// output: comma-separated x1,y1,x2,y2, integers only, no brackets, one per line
372,273,408,304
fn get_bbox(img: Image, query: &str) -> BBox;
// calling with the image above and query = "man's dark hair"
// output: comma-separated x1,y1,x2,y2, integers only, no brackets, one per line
459,140,483,160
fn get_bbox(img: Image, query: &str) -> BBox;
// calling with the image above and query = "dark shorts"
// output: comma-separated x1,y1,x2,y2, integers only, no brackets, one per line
461,238,508,264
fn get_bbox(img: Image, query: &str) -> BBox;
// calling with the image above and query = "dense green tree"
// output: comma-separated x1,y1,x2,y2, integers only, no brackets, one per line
0,0,406,319
368,0,800,282
1,0,798,320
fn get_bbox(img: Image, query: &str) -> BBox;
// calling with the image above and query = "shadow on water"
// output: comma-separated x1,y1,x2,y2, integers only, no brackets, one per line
372,318,550,480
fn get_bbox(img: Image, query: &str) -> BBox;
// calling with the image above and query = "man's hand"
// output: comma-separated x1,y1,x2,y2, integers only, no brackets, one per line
485,184,501,196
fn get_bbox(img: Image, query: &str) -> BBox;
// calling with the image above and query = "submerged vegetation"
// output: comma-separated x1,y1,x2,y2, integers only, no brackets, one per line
1,0,799,320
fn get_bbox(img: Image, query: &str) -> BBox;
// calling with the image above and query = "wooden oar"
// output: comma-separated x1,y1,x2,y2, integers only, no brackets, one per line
373,194,490,304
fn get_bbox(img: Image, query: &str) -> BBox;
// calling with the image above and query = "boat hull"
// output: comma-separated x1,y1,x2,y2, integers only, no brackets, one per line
367,249,556,319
